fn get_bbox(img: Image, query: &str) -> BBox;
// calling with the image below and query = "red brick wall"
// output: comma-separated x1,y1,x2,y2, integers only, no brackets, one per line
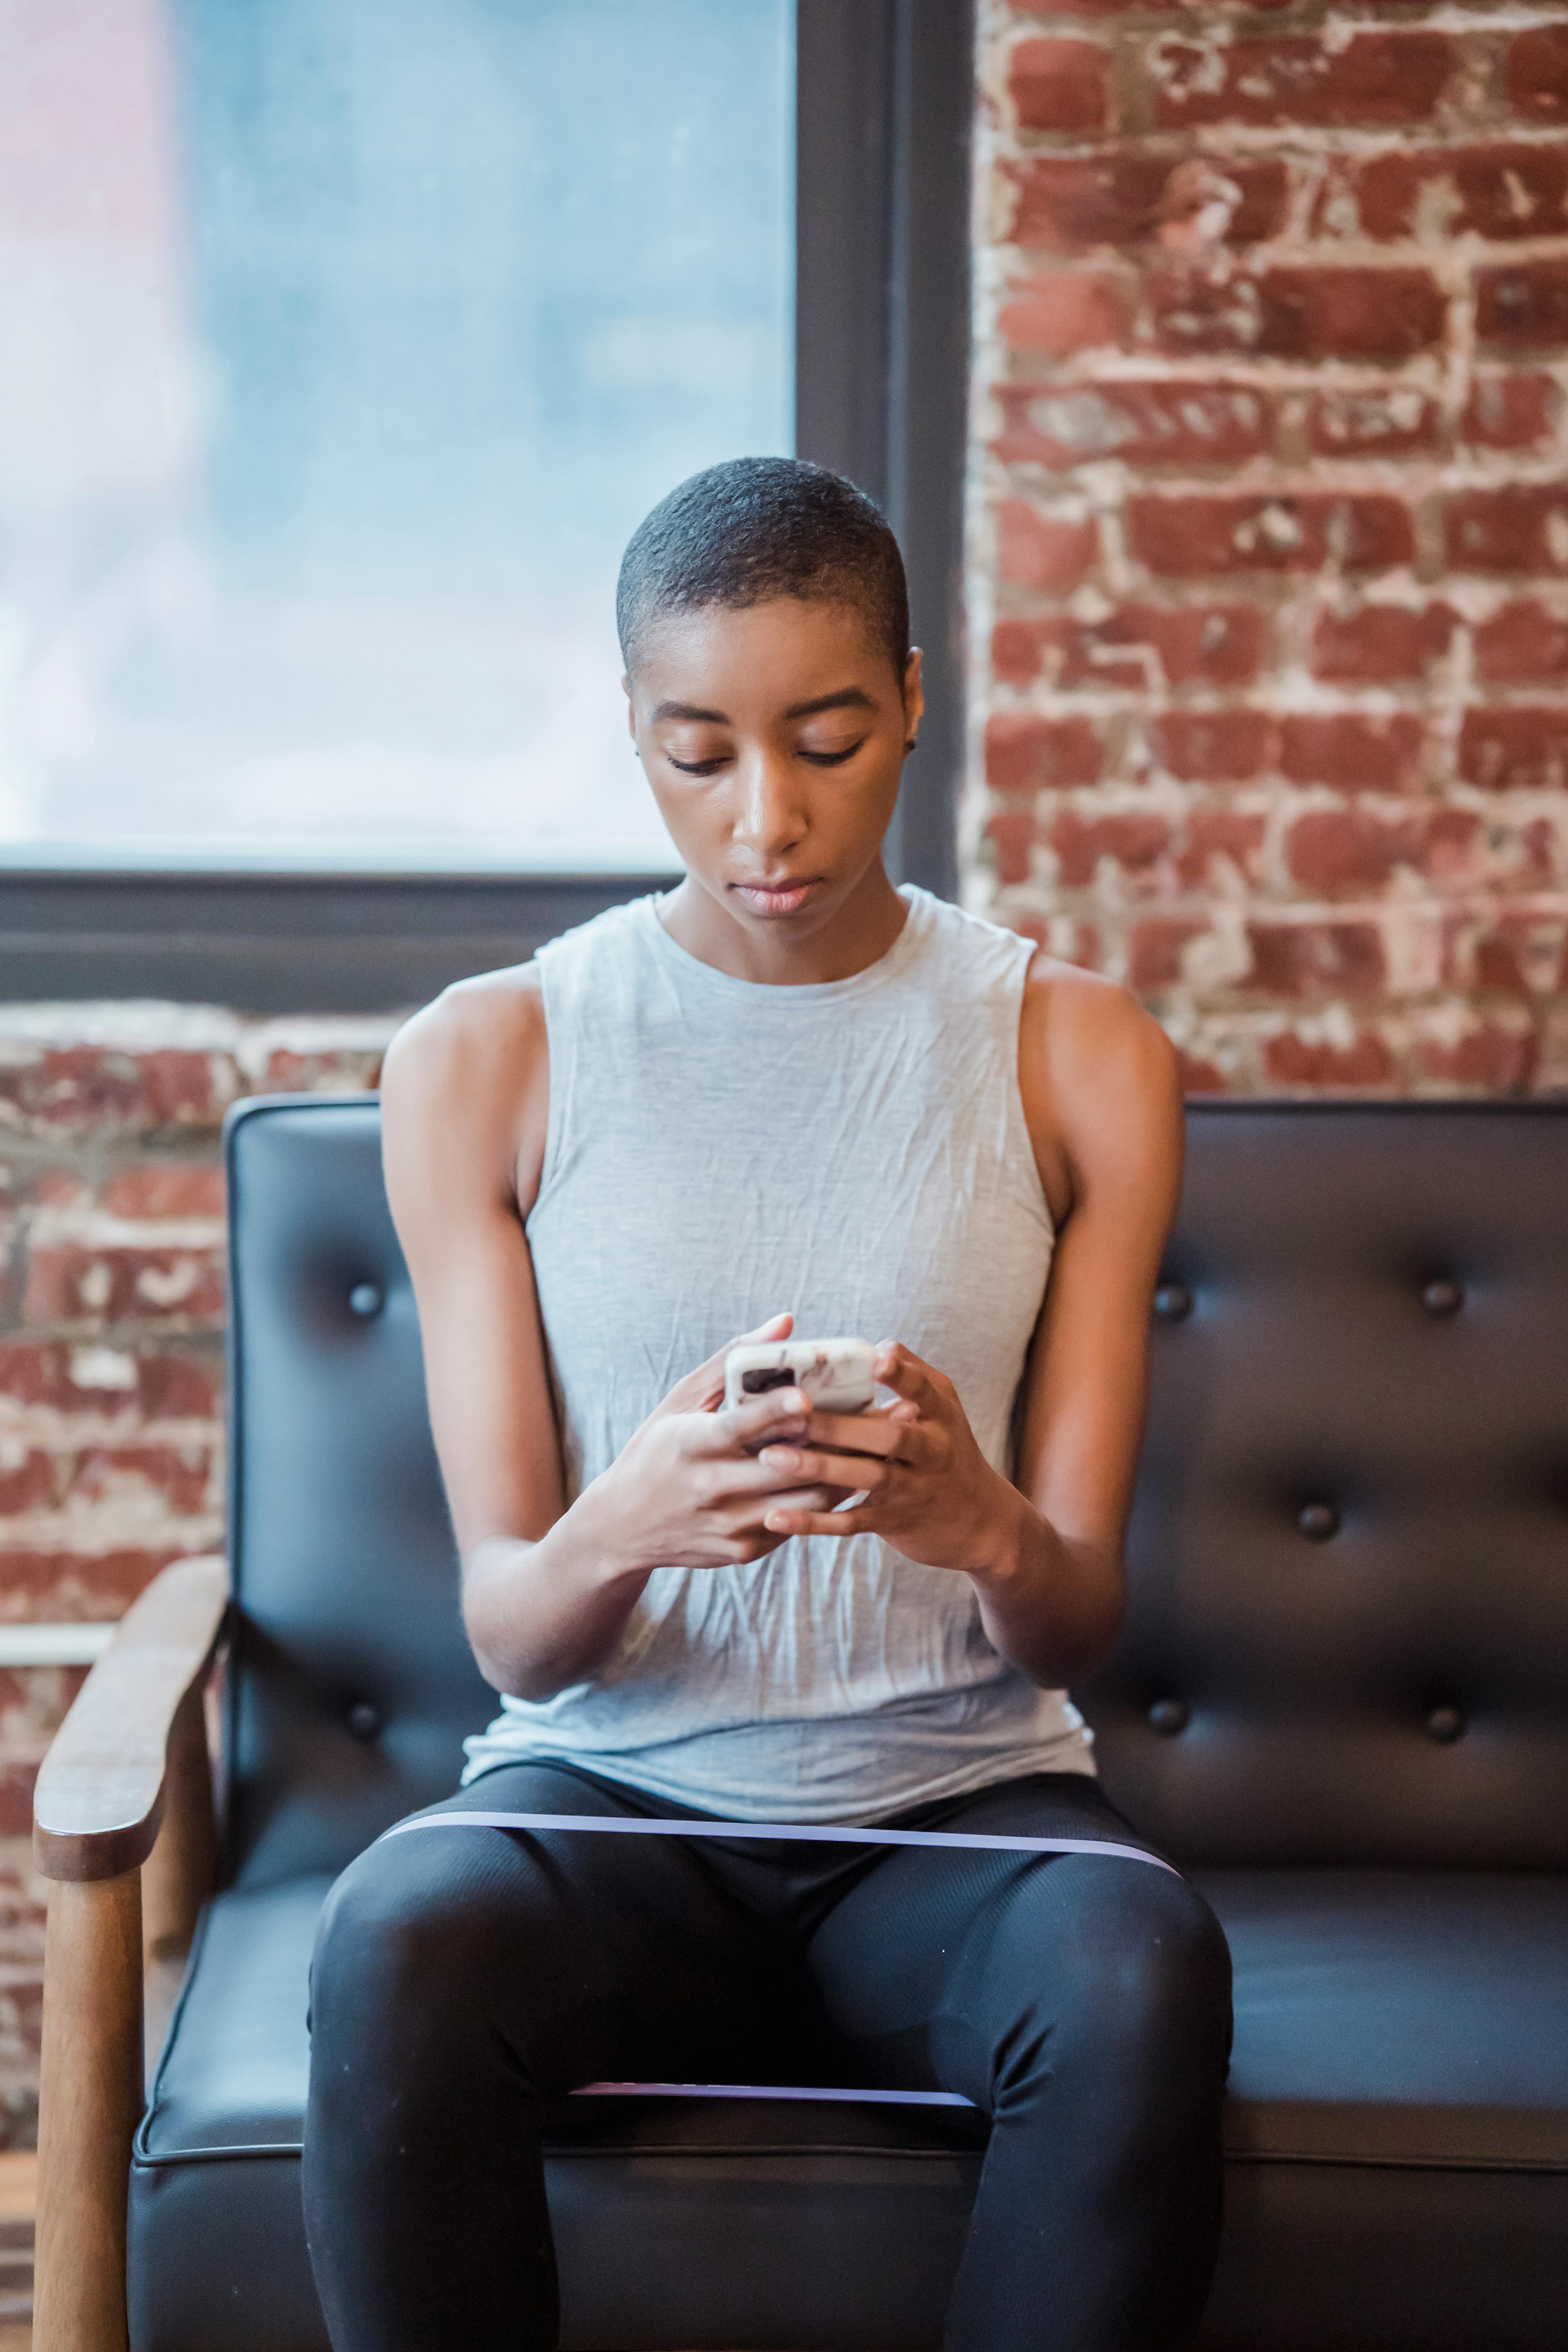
0,1009,388,2141
966,0,1568,1093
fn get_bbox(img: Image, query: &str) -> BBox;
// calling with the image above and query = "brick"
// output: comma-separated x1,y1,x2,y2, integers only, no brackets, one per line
1176,808,1268,889
996,502,1099,592
0,1340,218,1428
0,1548,188,1619
1149,33,1457,131
1476,261,1568,353
1309,390,1439,460
1416,1021,1539,1091
1177,1050,1228,1096
0,1046,236,1138
1459,707,1568,791
1006,154,1286,253
1310,604,1455,684
988,806,1037,887
66,1445,217,1518
992,605,1263,691
1047,811,1171,887
1473,601,1568,684
1245,921,1387,998
1148,266,1445,362
1009,37,1109,133
99,1164,225,1220
998,271,1131,356
1446,489,1568,574
1128,918,1209,991
1460,373,1562,453
985,714,1103,792
1129,495,1414,578
253,1045,384,1094
1284,807,1431,895
1010,0,1187,13
1508,24,1568,122
1150,710,1274,782
0,1454,56,1516
1263,1030,1395,1088
1350,145,1568,244
23,1247,225,1330
1463,914,1568,997
1280,715,1425,792
991,381,1268,471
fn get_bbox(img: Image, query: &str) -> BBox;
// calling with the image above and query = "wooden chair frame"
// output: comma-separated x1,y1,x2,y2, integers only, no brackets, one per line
31,1556,231,2352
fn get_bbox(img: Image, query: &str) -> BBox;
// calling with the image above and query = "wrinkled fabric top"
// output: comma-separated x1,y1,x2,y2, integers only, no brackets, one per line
461,885,1093,1819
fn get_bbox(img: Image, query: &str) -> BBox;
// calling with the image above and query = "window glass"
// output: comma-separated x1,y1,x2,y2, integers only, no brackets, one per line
0,0,794,869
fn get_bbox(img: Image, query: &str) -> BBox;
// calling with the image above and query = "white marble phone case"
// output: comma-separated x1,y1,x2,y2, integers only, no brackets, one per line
723,1337,877,1416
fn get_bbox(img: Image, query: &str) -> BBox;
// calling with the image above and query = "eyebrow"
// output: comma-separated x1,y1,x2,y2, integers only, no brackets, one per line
649,686,878,726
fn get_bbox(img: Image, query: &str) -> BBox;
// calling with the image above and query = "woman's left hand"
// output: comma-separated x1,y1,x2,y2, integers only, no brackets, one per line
757,1341,1016,1577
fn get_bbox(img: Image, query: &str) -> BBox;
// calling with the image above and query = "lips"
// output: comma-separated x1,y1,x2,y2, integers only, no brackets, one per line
733,878,820,916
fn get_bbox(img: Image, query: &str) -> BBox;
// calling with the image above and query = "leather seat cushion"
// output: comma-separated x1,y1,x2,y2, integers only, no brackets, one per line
128,1868,1568,2352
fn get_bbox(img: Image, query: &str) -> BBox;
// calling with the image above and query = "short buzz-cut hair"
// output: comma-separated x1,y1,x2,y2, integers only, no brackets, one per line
616,456,910,684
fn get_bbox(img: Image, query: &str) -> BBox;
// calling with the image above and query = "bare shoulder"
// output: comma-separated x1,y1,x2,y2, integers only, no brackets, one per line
381,961,549,1210
1018,952,1181,1214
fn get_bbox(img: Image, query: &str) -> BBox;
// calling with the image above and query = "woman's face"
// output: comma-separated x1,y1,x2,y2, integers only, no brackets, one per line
625,596,922,942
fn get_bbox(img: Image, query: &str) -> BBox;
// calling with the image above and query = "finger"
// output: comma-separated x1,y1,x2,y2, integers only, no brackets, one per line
759,1445,891,1491
662,1314,795,1417
763,1504,879,1539
800,1406,905,1460
871,1341,938,1405
722,1485,839,1530
698,1388,811,1452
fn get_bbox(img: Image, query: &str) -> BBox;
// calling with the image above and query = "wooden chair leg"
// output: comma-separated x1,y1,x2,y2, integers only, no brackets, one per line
34,1872,143,2352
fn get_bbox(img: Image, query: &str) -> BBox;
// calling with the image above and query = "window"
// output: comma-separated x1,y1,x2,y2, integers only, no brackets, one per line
1,0,974,1006
1,0,793,870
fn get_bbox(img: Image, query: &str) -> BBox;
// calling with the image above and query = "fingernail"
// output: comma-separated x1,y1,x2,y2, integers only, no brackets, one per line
761,1447,799,1470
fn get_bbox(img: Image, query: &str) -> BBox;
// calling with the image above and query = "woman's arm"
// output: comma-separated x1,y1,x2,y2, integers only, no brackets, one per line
381,975,833,1700
755,960,1183,1689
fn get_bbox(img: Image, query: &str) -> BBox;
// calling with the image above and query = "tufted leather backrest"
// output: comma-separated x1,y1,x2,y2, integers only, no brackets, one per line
224,1098,491,1888
1081,1100,1568,1870
224,1094,1568,1884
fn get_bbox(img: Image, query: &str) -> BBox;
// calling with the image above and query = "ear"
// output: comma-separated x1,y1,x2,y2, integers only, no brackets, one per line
623,676,637,744
902,647,925,750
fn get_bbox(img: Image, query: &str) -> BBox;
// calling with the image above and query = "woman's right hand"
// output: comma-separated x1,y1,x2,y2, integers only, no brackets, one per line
574,1314,843,1576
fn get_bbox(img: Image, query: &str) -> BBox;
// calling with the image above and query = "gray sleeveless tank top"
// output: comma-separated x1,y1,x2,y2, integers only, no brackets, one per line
460,885,1095,1819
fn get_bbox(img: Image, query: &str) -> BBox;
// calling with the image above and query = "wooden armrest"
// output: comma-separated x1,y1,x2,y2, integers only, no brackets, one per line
33,1555,230,1883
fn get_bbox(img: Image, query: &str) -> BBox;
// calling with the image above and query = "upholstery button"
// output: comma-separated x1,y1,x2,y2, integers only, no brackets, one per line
1147,1698,1189,1737
1426,1704,1466,1745
347,1701,382,1742
1297,1502,1340,1541
348,1282,383,1318
1421,1278,1464,1317
1152,1283,1192,1324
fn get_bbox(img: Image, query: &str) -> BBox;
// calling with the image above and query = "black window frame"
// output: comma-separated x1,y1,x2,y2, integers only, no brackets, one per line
0,0,975,1014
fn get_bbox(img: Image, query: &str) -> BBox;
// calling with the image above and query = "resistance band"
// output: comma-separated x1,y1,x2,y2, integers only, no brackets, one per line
384,1809,1178,1873
382,1807,1176,2111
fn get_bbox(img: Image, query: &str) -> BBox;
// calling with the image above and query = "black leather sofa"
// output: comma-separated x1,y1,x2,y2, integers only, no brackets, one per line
116,1096,1568,2349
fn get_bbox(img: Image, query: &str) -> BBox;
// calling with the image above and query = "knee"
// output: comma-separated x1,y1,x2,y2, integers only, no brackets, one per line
310,1830,523,2057
979,1862,1231,2108
1094,1872,1232,2072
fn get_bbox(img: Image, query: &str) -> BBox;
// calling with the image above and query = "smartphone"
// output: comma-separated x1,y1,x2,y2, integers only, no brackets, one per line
724,1336,877,1417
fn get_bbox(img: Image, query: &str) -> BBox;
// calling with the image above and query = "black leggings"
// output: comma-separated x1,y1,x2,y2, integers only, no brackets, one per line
303,1762,1232,2352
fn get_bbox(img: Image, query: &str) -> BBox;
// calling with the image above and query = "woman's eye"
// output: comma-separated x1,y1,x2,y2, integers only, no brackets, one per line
665,752,730,776
800,740,866,767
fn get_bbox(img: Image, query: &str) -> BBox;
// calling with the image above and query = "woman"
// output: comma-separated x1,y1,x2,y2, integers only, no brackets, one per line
303,457,1231,2351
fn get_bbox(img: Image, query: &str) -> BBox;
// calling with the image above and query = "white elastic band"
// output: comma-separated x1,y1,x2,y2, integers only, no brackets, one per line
381,1807,1175,2113
382,1808,1177,1873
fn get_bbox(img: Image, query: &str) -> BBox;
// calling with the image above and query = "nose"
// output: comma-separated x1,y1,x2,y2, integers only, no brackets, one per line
733,745,808,863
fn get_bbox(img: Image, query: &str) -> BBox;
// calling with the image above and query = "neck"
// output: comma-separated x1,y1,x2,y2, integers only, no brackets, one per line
659,858,909,985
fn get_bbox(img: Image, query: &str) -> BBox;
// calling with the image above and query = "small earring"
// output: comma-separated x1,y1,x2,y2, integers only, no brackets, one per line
905,738,917,751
